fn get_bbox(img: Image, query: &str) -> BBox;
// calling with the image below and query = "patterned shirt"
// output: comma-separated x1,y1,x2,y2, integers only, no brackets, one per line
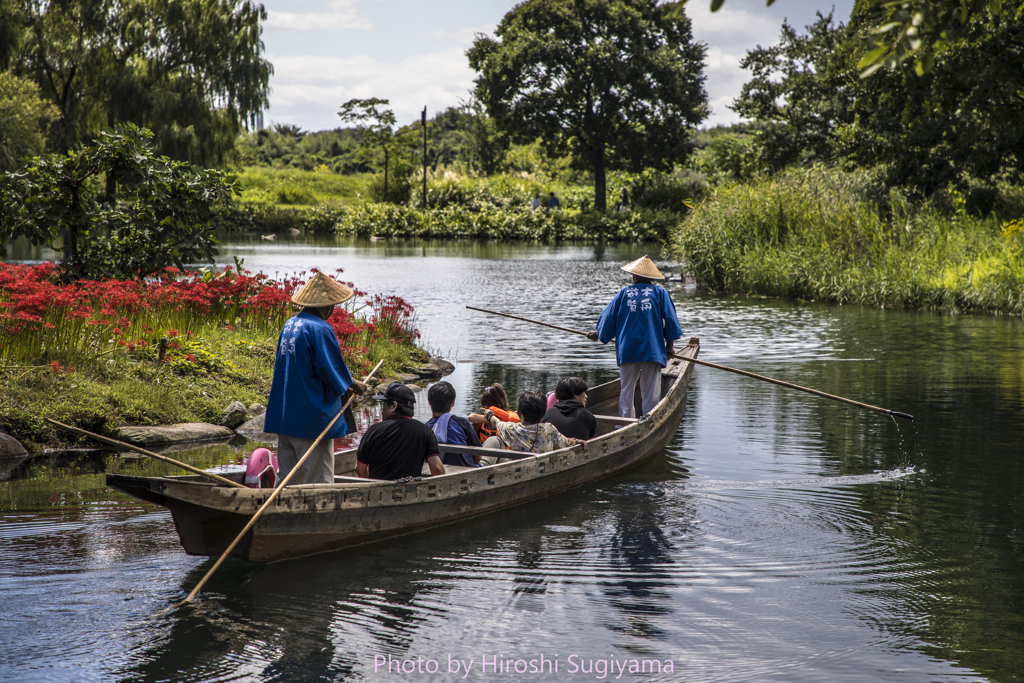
495,421,574,454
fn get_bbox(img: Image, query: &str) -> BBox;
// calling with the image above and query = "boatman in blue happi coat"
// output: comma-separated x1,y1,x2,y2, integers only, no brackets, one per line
265,272,367,484
586,256,684,418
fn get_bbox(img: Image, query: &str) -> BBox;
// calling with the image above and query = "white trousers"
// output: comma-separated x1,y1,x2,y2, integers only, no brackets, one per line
618,362,662,418
276,435,334,484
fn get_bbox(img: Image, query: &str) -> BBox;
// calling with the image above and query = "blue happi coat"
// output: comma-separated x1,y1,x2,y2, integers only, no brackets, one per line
264,311,355,440
595,283,683,366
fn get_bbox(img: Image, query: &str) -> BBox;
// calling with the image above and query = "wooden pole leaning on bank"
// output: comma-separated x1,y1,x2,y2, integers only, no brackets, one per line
44,418,246,489
176,358,385,607
466,306,914,422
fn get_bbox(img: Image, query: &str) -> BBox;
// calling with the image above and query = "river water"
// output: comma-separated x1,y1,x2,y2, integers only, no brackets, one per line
2,235,1023,682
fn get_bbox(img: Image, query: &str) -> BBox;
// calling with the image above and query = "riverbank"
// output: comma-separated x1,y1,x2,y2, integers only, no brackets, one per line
216,201,682,242
670,167,1024,316
0,263,437,451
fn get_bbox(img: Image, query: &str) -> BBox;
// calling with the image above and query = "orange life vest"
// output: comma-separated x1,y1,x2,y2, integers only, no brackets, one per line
476,407,520,441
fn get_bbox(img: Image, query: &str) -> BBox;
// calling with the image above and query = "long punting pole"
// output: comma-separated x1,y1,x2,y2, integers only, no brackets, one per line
175,359,385,607
45,418,246,488
466,305,913,421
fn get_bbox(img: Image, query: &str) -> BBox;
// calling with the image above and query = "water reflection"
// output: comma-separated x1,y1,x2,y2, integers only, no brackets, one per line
3,236,1024,682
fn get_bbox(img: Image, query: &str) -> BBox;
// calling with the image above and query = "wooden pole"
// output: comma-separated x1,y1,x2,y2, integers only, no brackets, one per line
45,418,245,488
175,359,385,607
421,106,428,210
465,305,914,421
669,354,913,420
465,306,584,337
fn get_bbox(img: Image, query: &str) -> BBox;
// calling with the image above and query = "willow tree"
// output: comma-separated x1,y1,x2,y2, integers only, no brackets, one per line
467,0,707,210
5,0,271,167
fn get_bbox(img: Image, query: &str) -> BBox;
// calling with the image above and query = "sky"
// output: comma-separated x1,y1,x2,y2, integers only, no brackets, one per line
259,0,855,133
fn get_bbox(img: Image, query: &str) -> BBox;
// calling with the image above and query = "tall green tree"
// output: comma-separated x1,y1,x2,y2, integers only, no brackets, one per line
671,0,1004,77
734,3,1024,194
467,0,708,210
6,0,271,167
0,124,234,279
731,12,855,172
338,98,418,202
0,70,59,172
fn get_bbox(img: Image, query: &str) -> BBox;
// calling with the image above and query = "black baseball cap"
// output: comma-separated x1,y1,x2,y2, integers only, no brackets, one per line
372,381,416,405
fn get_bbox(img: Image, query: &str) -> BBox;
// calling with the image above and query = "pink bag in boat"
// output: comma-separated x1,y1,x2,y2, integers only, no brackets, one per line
245,447,278,489
546,392,558,410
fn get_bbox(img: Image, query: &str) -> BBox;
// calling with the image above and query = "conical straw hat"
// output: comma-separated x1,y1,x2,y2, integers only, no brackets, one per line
621,255,665,280
290,272,355,307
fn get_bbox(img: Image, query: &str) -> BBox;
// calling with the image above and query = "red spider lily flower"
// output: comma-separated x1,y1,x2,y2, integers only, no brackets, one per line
167,329,179,337
186,354,196,363
51,360,60,373
168,342,180,350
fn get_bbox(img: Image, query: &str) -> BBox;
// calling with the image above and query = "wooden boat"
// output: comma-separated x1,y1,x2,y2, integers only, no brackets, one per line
106,338,700,562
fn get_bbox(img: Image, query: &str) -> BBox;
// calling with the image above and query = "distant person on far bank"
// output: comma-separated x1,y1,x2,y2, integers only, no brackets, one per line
426,381,483,467
264,272,368,484
586,256,683,418
531,192,541,210
357,382,445,480
547,192,561,211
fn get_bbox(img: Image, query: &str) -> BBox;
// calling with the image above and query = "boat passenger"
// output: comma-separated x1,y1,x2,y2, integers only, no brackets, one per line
541,376,597,440
468,383,520,443
586,256,683,418
264,272,368,485
480,391,585,454
357,382,445,480
425,381,483,467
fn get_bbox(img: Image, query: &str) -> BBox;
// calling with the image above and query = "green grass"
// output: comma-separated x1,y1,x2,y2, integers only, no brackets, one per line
0,324,429,450
231,167,375,207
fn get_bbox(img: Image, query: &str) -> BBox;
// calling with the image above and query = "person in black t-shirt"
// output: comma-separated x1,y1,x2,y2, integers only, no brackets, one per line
541,376,597,440
356,382,445,480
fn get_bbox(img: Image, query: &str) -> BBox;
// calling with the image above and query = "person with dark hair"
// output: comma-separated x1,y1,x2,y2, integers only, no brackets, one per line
468,382,520,442
478,391,585,454
357,382,445,480
425,381,483,467
542,376,597,440
587,255,683,418
265,272,368,485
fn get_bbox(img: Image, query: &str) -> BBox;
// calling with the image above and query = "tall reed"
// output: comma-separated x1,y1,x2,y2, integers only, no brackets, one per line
671,167,1024,315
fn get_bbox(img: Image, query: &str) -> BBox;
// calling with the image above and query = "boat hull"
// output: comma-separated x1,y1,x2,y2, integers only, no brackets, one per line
107,340,698,562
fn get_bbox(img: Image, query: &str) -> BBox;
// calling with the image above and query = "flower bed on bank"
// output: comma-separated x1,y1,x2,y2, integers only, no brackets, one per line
0,263,427,448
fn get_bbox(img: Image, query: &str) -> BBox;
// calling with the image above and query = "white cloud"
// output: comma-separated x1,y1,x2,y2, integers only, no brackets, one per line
431,24,496,42
265,0,371,32
688,6,782,51
266,48,477,130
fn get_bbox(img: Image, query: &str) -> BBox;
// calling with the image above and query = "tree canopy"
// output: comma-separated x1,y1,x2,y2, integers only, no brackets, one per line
0,70,59,172
467,0,708,210
1,0,271,167
671,0,1005,77
732,2,1024,196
